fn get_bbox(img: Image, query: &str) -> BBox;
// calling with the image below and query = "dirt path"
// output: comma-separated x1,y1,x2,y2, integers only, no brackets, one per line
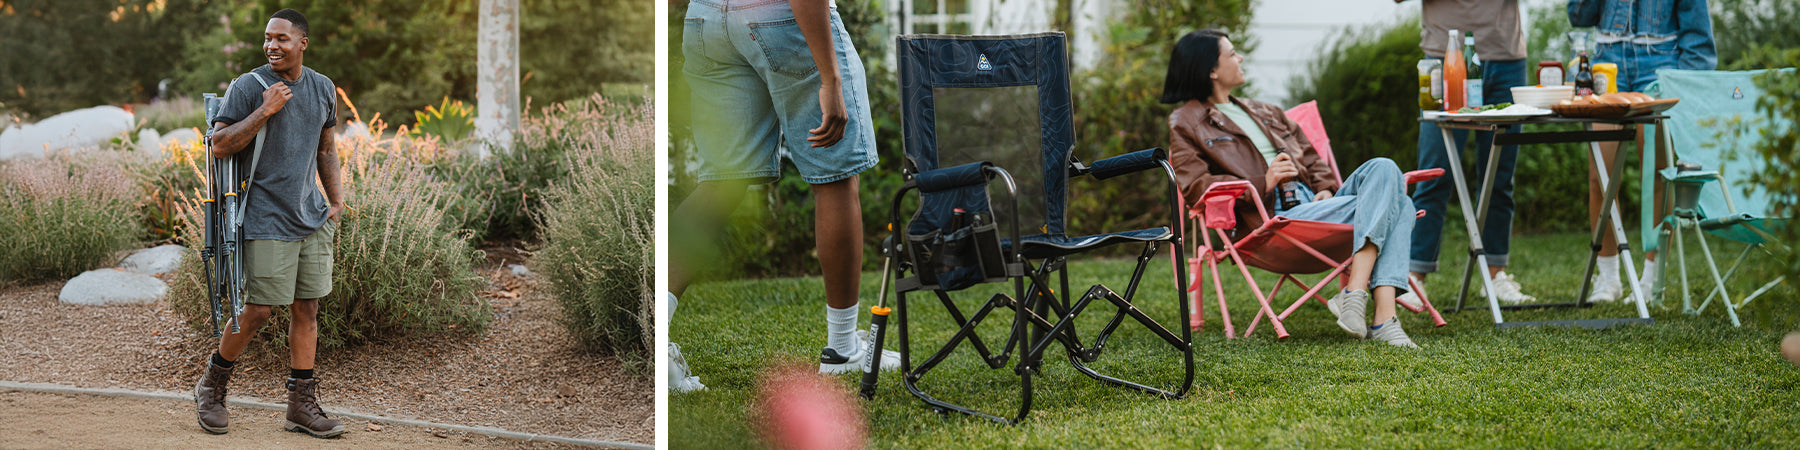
0,254,651,446
1,390,527,448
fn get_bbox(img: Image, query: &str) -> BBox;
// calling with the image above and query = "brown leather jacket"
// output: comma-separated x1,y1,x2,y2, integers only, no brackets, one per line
1169,97,1339,237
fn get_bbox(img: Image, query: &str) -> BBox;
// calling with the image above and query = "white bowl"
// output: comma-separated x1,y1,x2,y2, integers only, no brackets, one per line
1511,85,1575,109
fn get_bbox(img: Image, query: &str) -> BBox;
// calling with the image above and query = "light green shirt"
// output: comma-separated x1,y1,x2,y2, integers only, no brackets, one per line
1215,101,1280,164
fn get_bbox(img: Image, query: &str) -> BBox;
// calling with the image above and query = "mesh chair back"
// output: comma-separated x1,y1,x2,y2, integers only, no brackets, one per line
1651,68,1794,239
898,33,1075,240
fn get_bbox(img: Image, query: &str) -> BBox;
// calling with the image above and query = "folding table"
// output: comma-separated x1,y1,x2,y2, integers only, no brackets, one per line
1420,113,1662,328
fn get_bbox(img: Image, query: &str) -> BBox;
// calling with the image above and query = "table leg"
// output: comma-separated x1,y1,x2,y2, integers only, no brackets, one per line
1439,127,1504,325
1589,126,1651,318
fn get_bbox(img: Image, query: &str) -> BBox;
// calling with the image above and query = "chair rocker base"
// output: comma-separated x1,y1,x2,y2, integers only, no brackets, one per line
898,247,1193,425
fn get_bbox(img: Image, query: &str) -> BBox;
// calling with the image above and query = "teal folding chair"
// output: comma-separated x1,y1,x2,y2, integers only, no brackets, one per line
1642,68,1794,326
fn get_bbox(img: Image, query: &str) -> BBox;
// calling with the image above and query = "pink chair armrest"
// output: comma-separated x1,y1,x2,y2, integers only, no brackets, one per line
1195,180,1257,230
1404,168,1444,184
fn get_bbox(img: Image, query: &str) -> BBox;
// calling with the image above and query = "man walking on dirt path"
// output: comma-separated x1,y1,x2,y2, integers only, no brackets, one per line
193,8,348,439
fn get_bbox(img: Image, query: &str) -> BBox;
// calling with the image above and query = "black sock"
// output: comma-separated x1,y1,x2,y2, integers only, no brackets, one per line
291,368,314,380
211,353,234,369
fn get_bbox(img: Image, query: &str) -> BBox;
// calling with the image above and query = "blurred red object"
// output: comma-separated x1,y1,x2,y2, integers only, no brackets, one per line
755,364,867,450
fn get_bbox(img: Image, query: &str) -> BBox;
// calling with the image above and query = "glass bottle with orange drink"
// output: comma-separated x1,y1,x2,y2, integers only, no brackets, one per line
1443,29,1466,111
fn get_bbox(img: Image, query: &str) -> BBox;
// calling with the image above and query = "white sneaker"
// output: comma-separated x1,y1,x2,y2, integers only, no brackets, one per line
1636,262,1660,297
1586,276,1624,302
669,342,706,393
1486,271,1537,303
1395,275,1426,311
1367,316,1419,349
819,330,901,374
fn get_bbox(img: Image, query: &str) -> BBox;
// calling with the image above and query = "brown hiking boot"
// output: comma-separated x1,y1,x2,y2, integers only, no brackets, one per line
284,377,346,438
193,361,232,434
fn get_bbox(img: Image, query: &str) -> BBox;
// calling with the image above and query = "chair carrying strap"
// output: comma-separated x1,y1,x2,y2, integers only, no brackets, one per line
224,71,274,220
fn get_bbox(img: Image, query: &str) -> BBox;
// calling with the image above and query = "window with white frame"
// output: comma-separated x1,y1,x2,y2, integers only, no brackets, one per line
899,0,974,35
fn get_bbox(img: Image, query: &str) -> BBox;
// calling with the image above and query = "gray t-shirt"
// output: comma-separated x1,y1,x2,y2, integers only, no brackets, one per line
214,65,337,241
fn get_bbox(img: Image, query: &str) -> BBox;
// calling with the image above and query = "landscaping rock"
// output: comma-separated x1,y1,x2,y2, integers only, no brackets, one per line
120,244,186,275
510,264,531,277
0,106,135,161
59,268,167,305
135,129,162,155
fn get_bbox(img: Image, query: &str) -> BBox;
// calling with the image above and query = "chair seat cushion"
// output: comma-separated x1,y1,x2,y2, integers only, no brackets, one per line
1233,217,1352,274
1005,227,1173,259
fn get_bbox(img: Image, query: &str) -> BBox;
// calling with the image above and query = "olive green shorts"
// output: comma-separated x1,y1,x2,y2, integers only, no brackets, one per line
244,220,336,306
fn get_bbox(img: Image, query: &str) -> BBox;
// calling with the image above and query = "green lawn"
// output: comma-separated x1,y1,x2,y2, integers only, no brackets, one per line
669,229,1799,448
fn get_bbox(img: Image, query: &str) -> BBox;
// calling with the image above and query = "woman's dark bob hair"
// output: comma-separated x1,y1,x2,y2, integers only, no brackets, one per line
1159,29,1231,104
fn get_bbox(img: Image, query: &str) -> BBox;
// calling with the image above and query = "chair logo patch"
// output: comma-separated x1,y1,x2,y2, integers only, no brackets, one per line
977,54,992,71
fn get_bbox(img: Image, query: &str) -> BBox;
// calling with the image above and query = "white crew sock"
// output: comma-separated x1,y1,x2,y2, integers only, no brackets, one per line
826,304,860,355
665,292,678,325
1597,255,1620,282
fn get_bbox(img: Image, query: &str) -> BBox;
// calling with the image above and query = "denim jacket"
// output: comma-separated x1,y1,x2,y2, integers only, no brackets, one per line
1568,0,1717,70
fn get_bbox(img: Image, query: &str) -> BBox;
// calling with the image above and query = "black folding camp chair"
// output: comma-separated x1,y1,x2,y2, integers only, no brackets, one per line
880,32,1192,424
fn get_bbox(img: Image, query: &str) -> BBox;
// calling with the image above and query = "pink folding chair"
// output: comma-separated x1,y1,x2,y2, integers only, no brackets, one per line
1184,101,1447,339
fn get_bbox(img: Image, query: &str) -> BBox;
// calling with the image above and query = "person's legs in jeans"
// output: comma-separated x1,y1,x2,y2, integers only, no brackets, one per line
1285,158,1415,345
1409,59,1531,299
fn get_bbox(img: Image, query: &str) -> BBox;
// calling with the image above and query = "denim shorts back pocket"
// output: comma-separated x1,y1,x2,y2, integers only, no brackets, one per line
749,18,816,78
681,18,710,73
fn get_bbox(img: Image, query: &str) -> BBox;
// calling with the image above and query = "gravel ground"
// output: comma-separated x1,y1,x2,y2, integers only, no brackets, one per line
0,255,651,446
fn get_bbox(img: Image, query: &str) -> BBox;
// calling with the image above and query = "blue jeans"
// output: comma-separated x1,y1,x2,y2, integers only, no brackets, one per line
1284,158,1414,292
1596,40,1681,94
682,0,878,184
1411,58,1527,273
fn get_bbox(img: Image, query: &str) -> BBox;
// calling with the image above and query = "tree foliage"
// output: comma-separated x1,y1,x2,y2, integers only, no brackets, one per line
0,0,214,117
4,0,649,126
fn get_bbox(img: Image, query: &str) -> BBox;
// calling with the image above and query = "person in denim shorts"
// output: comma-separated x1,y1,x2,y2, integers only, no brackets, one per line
1569,0,1715,301
667,0,895,393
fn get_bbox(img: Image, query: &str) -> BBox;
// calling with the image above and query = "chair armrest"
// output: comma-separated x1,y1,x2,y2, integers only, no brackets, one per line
1403,168,1444,184
916,162,993,193
1193,180,1258,230
1086,147,1168,180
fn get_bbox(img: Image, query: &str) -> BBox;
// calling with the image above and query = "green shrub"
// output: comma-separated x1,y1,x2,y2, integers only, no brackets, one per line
167,123,490,349
408,97,476,143
0,154,142,283
533,95,654,370
120,132,209,243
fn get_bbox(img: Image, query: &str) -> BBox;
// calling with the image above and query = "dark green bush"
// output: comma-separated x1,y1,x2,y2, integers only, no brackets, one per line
533,95,654,370
0,154,142,283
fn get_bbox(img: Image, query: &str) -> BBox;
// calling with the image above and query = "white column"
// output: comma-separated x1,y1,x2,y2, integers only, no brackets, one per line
476,0,520,157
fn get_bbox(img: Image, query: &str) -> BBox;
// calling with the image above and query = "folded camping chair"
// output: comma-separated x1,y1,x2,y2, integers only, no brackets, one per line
1185,101,1447,339
885,32,1192,424
199,72,274,337
1642,68,1793,326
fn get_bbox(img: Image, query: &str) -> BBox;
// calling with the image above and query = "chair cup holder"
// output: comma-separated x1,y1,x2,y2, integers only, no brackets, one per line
1673,180,1704,218
907,217,1008,290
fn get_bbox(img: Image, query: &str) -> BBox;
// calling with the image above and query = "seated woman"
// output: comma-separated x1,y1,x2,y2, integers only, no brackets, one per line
1164,29,1418,348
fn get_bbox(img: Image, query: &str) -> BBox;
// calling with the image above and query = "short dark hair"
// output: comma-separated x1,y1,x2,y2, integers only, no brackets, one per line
271,9,309,37
1159,29,1231,104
